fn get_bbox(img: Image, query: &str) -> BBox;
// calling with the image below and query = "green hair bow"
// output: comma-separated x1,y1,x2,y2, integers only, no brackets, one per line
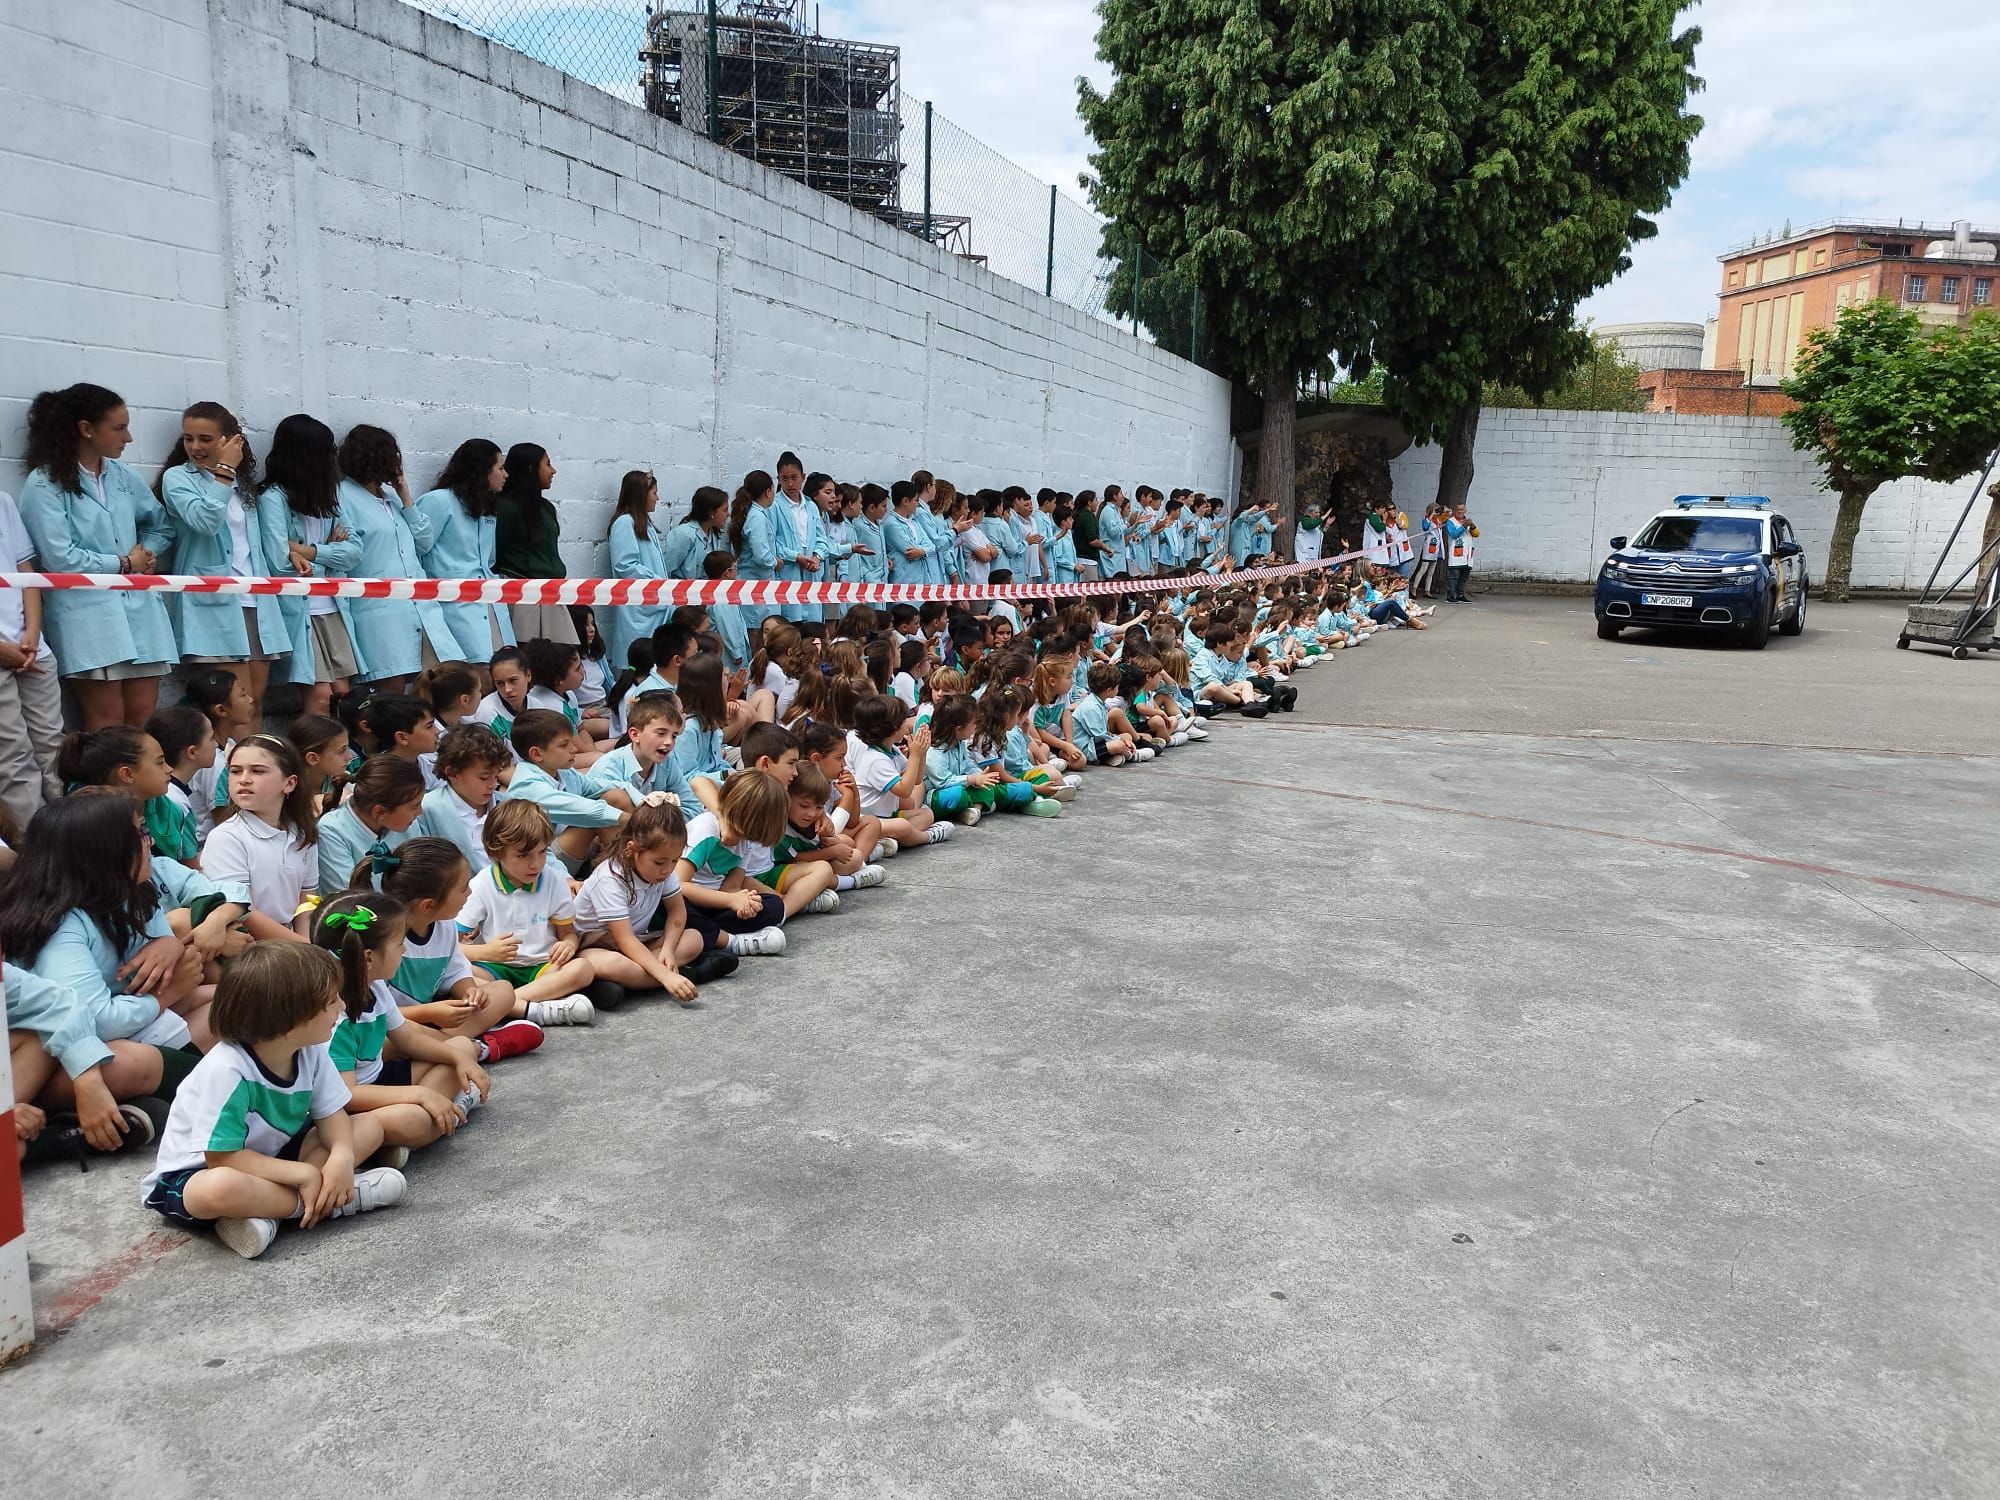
321,906,376,935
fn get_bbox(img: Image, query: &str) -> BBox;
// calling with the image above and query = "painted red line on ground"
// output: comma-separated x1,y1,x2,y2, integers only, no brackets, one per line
1210,775,2000,912
35,1229,188,1339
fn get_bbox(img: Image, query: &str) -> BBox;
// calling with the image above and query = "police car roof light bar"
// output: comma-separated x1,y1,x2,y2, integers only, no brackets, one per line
1673,494,1772,509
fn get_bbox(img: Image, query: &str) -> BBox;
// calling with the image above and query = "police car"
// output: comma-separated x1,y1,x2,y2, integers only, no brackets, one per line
1594,496,1809,650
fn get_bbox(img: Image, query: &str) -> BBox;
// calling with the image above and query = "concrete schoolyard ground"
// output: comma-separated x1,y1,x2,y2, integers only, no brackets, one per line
6,597,1998,1498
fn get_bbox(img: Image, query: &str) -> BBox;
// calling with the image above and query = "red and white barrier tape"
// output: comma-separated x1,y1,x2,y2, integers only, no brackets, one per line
0,551,1364,608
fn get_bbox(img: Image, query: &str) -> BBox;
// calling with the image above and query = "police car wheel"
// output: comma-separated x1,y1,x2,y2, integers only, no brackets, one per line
1778,585,1806,637
1596,618,1622,640
1741,592,1773,650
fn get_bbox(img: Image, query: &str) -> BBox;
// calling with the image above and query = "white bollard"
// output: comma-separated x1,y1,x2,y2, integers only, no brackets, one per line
0,999,30,1364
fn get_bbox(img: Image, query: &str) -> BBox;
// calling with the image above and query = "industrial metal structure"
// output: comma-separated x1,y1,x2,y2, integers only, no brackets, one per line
641,1,904,221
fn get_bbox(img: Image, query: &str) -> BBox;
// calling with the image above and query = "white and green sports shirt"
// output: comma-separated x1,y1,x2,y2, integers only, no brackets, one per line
328,979,406,1085
142,1041,350,1198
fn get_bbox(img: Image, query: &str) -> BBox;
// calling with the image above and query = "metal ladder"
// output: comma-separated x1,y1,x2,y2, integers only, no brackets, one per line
1898,449,2000,659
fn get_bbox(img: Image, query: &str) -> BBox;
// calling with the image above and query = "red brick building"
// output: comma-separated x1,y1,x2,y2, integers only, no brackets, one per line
1638,368,1795,417
1713,220,1998,383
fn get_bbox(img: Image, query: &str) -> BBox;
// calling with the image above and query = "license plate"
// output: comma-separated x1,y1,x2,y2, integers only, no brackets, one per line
1641,593,1694,608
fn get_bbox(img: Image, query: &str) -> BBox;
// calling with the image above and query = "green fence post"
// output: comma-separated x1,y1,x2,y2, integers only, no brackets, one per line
922,101,933,240
1131,243,1143,332
1045,185,1057,298
705,0,719,142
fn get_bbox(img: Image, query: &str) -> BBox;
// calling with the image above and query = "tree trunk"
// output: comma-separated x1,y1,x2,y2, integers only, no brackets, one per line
1434,399,1481,512
1822,482,1877,602
1258,354,1298,547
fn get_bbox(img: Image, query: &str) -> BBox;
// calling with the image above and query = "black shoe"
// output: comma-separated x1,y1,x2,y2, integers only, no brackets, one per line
19,1101,160,1173
684,951,741,985
1278,685,1299,711
583,979,630,1011
1240,701,1271,719
1193,701,1221,720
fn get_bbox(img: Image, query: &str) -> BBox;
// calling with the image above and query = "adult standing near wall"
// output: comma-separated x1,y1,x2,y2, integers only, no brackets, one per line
495,443,578,646
0,487,62,823
414,438,515,670
771,452,825,624
159,401,292,731
339,424,457,693
18,384,178,730
1444,502,1479,604
602,469,667,674
662,486,731,580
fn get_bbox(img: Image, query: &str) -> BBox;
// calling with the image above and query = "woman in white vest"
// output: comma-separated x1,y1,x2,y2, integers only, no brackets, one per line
1293,501,1327,565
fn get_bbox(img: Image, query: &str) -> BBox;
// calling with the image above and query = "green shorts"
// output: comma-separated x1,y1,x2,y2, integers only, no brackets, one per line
476,961,548,986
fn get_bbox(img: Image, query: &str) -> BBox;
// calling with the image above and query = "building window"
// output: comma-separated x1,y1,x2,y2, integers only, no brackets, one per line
1941,277,1961,304
1728,268,1741,288
1906,275,1928,302
1764,255,1789,284
1793,248,1811,275
1977,278,1993,306
1745,262,1760,287
1814,248,1828,267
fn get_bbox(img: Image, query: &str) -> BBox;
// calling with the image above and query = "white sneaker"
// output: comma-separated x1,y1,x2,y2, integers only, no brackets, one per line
850,864,887,889
1104,753,1129,767
525,995,596,1027
452,1085,483,1120
1185,725,1210,741
925,823,955,844
957,806,982,827
727,926,787,956
373,1146,411,1170
1061,774,1083,788
333,1166,408,1219
872,838,899,860
216,1216,278,1260
806,889,842,914
1168,731,1188,747
1133,748,1156,762
1047,784,1077,802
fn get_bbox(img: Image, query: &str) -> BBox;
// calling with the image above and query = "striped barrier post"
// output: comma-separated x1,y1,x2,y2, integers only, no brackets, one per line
0,990,30,1364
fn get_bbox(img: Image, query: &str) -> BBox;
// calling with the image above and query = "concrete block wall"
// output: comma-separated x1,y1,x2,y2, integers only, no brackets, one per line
1390,410,1989,591
0,0,1236,578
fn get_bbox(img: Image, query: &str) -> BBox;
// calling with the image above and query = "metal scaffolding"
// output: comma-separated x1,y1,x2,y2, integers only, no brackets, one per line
642,1,902,220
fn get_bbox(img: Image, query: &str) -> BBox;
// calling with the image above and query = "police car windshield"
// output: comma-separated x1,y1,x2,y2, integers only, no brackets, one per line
1633,515,1763,554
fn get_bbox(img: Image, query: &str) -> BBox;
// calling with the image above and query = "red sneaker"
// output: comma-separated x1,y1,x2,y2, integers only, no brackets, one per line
478,1019,544,1063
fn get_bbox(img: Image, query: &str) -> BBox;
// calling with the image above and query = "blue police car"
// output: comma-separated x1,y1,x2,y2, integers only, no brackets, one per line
1595,496,1809,650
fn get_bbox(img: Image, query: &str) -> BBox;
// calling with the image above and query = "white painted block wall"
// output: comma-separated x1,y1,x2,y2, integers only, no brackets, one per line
0,0,1236,578
1390,410,1990,591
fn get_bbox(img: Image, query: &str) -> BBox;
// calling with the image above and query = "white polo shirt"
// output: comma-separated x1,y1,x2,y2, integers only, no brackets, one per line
200,810,316,928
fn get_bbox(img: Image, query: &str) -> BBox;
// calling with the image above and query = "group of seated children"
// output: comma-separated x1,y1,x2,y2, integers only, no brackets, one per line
8,558,1436,1260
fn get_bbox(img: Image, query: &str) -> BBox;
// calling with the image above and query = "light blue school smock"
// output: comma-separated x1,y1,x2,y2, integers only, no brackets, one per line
341,480,459,680
772,496,825,623
152,853,250,912
820,513,856,586
920,507,958,585
709,601,752,670
603,512,668,674
1048,531,1078,585
18,461,178,674
923,741,976,793
497,761,622,829
159,464,292,662
668,717,728,788
316,802,409,896
413,781,490,871
734,502,780,583
3,961,114,1081
884,511,929,586
662,519,726,580
268,485,371,685
582,741,701,819
29,905,177,1043
413,487,515,662
846,515,889,585
1095,503,1127,578
982,516,1025,578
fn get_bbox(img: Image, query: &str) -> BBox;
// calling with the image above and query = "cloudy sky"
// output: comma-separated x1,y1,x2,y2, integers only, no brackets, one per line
810,0,2000,328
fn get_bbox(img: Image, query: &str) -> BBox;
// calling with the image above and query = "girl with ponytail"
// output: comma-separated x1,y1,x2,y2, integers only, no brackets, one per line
727,469,778,583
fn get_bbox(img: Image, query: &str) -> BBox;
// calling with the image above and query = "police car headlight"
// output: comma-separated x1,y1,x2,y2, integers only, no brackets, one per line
1728,563,1760,575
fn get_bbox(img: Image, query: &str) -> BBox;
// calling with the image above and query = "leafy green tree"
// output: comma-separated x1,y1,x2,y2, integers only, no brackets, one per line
1369,1,1702,509
1783,302,2000,601
1079,0,1470,525
1484,336,1647,412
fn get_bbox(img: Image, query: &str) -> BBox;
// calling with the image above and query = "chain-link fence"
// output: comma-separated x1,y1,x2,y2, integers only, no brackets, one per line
396,0,1220,371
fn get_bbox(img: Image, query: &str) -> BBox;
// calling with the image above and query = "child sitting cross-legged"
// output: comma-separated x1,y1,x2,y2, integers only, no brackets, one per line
140,941,407,1261
1070,662,1158,767
365,836,551,1055
502,709,622,873
968,690,1062,817
413,724,508,874
924,695,1038,825
989,685,1078,804
759,763,888,897
798,721,890,861
582,691,699,820
676,769,806,957
311,891,489,1163
846,694,950,849
457,800,622,1017
571,796,740,1003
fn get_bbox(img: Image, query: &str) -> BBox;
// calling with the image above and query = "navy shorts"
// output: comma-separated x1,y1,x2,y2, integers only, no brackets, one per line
376,1058,412,1088
142,1124,310,1229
